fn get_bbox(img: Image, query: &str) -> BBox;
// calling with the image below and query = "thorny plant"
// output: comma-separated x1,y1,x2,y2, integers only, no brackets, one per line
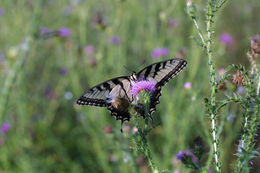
186,0,260,173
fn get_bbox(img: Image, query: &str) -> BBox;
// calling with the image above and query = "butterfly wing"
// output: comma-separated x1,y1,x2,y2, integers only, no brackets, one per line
77,76,132,122
137,58,187,114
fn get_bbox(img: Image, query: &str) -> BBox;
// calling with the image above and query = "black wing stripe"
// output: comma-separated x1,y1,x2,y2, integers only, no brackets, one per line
103,82,111,91
162,61,167,68
152,63,161,78
144,65,152,79
77,97,107,107
156,60,187,87
77,76,130,107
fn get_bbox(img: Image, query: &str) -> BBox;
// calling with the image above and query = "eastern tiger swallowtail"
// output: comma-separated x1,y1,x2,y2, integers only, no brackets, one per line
77,58,187,123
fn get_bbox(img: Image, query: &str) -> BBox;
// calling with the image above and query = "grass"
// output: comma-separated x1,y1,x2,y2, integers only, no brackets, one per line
0,0,260,172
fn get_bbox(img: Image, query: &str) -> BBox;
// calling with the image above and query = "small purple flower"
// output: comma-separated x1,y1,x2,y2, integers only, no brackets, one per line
58,28,71,37
152,48,162,59
176,150,197,163
0,8,4,16
220,33,233,45
168,19,178,27
84,45,95,55
0,122,11,133
151,47,169,59
184,82,192,89
60,67,68,75
111,36,120,45
176,151,185,160
131,80,156,98
186,0,192,6
161,47,169,56
40,27,50,34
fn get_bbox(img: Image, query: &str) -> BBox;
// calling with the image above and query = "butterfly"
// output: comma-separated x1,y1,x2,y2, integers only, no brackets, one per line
77,58,187,123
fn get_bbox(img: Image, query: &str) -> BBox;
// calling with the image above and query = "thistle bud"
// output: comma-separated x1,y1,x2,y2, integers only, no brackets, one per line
232,70,245,86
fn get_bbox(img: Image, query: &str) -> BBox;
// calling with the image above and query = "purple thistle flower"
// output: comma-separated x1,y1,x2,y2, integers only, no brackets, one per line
0,122,11,133
184,82,192,89
84,45,95,55
151,48,162,59
176,151,185,160
131,80,156,98
220,33,233,45
40,27,50,34
0,8,4,16
58,28,71,37
111,36,120,45
60,67,68,75
161,47,169,56
176,150,197,163
151,47,169,59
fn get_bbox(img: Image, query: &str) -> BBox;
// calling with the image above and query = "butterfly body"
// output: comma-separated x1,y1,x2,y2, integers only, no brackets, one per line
77,58,187,123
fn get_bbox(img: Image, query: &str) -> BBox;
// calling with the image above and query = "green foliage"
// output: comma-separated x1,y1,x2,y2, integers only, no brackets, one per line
0,0,260,173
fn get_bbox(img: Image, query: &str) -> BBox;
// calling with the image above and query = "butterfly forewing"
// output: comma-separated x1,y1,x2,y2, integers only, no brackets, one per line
77,76,130,107
137,58,187,87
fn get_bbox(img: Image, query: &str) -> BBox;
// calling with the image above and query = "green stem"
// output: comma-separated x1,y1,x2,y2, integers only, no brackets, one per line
206,0,221,172
192,19,206,47
133,93,160,173
0,0,44,122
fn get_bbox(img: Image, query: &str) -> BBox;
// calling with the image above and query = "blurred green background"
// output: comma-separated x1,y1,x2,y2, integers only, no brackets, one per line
0,0,260,172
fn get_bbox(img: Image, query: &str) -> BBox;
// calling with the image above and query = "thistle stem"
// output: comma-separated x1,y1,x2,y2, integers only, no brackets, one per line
133,93,159,173
206,0,221,172
192,19,206,47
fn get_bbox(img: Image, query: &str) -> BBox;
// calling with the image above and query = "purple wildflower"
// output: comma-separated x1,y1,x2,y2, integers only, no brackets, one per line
220,33,233,45
111,36,120,45
167,19,178,27
176,151,185,160
161,47,169,56
176,150,197,163
184,82,192,89
131,80,156,98
186,0,192,6
0,122,11,133
40,27,50,34
151,47,169,59
151,48,162,59
84,45,95,55
0,8,4,16
60,67,68,75
58,28,71,37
